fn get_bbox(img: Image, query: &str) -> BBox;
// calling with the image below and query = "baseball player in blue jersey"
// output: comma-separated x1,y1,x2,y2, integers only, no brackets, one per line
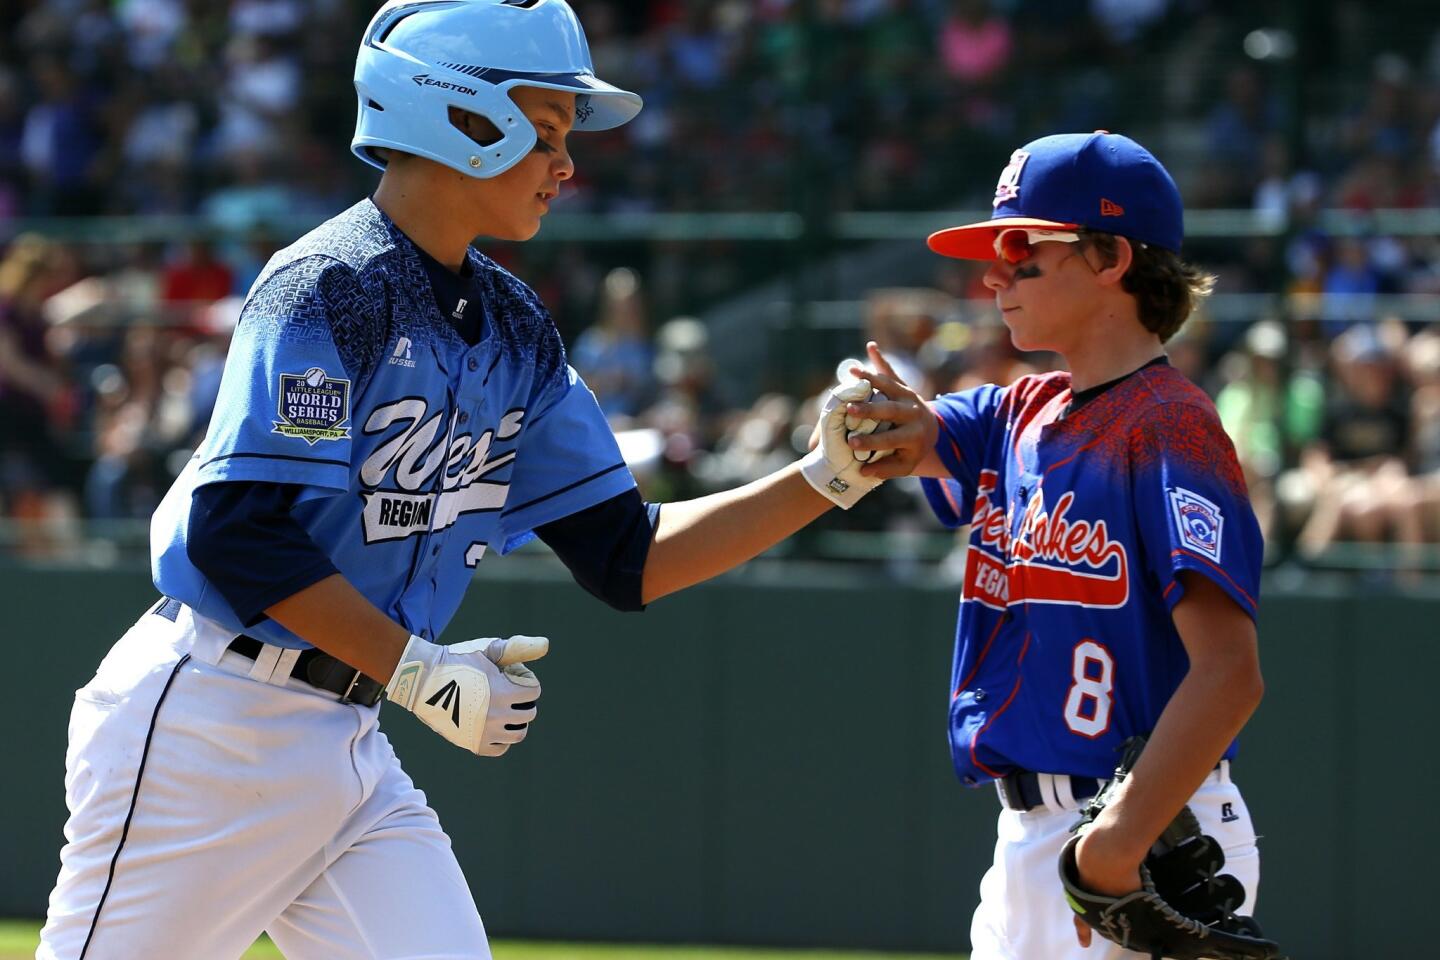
37,3,885,958
839,133,1271,959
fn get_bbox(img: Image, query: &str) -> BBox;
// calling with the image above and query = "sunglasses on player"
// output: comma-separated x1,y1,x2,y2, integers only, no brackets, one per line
993,228,1083,264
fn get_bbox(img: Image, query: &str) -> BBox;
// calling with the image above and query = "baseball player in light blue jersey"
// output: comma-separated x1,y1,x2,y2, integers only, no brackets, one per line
839,133,1272,959
38,3,884,958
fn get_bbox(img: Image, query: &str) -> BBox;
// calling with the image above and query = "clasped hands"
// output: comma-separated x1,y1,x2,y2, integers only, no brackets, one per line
800,341,940,508
388,341,941,757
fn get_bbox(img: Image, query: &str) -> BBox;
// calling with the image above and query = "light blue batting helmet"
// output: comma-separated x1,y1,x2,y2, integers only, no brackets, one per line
352,0,643,179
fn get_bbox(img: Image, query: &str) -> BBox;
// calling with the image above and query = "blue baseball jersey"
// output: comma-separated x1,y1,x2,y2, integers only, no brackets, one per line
920,366,1262,784
152,199,636,649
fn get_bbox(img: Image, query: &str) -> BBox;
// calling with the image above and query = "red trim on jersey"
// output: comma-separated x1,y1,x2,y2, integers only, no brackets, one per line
1010,383,1068,476
954,609,1009,698
970,632,1032,779
937,476,964,518
1162,580,1180,601
1169,548,1257,612
1042,434,1104,477
1013,557,1129,608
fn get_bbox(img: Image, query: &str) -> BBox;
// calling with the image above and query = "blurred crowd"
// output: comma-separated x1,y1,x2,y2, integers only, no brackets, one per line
3,0,1440,573
9,230,1439,572
3,1,1439,219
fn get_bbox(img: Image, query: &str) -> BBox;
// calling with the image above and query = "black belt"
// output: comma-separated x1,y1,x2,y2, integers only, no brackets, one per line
227,635,386,707
995,770,1101,812
152,597,385,706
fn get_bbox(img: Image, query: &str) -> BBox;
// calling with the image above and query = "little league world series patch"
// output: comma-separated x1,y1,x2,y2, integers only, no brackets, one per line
1168,486,1224,562
273,367,352,445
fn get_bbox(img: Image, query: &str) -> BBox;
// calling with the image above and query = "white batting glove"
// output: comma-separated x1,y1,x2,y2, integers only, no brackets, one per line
800,373,886,509
386,634,548,757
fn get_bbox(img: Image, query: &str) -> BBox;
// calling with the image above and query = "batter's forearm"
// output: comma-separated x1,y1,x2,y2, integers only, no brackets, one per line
640,462,832,603
265,574,413,680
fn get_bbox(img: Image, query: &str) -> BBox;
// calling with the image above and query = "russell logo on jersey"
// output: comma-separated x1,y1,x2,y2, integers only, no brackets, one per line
964,469,1130,610
388,336,417,368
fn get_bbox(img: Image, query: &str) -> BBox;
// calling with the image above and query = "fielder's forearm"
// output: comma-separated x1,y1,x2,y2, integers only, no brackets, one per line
1084,658,1262,865
265,574,413,680
1080,574,1263,880
641,462,832,604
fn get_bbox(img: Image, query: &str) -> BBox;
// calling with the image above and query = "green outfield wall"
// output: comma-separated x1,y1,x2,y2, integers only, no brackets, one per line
2,564,1434,959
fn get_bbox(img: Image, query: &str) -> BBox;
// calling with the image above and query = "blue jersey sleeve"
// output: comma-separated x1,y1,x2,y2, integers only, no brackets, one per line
1129,401,1263,619
920,384,1005,528
496,365,636,554
193,257,379,494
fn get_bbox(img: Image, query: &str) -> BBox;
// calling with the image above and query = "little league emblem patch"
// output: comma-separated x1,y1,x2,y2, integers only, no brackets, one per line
273,367,351,445
1168,487,1223,562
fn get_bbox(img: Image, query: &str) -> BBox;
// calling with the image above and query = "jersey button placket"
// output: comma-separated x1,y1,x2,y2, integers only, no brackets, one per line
1014,483,1031,527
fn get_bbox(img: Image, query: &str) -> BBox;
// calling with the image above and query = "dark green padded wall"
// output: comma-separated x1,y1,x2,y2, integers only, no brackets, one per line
3,564,1434,959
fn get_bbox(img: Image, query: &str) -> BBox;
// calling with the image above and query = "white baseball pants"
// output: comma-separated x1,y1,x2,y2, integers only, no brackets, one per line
969,763,1261,960
39,603,490,960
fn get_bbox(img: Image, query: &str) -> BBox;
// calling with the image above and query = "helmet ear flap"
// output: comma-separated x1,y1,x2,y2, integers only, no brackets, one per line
352,48,540,177
449,107,503,148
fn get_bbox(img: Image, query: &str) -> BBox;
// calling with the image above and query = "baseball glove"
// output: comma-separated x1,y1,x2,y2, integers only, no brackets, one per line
1058,737,1284,960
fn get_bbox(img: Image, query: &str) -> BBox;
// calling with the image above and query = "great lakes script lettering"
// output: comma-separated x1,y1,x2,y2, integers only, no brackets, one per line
964,469,1130,609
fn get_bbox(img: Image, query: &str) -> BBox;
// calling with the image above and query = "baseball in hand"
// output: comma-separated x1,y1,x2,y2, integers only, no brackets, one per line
834,358,894,463
835,357,865,387
851,419,895,463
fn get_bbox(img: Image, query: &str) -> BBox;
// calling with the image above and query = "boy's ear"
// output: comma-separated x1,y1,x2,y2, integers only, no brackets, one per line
1092,235,1134,287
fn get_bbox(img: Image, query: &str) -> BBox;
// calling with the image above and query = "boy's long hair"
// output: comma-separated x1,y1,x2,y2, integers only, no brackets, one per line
1081,230,1216,342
